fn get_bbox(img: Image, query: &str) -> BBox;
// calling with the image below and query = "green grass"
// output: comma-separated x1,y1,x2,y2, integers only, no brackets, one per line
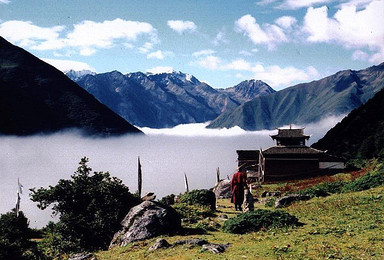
95,185,384,260
95,162,384,259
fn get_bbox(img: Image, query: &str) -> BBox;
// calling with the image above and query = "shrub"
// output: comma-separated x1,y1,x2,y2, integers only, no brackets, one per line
222,209,300,234
172,203,215,225
159,194,176,206
342,171,384,192
179,189,216,211
0,210,41,260
30,157,141,255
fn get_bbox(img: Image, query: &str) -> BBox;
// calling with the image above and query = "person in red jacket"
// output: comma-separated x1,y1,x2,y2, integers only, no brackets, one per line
230,166,247,211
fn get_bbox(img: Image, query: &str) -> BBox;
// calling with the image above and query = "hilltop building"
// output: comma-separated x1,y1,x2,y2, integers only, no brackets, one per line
237,126,345,182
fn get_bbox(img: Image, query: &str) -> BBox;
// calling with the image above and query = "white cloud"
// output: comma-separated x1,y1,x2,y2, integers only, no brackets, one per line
66,18,157,50
251,65,320,89
213,30,228,45
275,16,297,29
278,0,333,9
139,42,154,54
42,58,95,72
352,50,369,61
224,59,253,71
194,55,222,70
192,49,215,57
0,0,10,4
235,73,246,79
167,20,197,34
147,50,164,59
0,19,158,56
79,47,96,56
192,54,320,88
235,14,288,50
303,1,384,62
146,66,175,74
239,50,253,56
147,50,174,60
0,20,64,49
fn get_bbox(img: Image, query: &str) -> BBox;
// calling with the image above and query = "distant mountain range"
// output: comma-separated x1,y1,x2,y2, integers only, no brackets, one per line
2,36,383,136
207,63,384,130
312,86,384,160
68,71,275,128
0,37,142,136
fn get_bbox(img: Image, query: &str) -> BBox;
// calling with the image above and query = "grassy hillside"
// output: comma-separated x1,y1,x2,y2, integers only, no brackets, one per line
312,87,384,161
95,161,384,260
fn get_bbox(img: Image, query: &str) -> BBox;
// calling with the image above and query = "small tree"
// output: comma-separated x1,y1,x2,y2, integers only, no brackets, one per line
30,157,140,255
0,210,37,259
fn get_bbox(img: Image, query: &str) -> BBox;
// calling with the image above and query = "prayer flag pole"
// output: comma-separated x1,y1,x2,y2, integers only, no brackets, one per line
138,157,142,198
184,172,189,193
16,178,23,217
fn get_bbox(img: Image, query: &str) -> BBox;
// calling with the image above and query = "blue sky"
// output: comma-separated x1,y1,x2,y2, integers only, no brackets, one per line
0,0,383,90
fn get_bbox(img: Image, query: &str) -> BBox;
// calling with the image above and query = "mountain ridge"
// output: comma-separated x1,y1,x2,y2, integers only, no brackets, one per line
69,71,275,128
207,63,384,130
0,37,142,136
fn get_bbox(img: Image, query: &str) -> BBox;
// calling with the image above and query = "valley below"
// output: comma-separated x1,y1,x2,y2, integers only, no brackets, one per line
0,117,342,228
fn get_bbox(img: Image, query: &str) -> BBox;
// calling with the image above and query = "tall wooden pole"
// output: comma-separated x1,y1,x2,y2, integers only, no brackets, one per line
138,157,142,198
216,167,220,183
16,178,23,217
184,172,189,193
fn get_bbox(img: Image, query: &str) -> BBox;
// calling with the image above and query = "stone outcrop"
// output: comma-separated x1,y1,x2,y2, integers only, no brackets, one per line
68,253,96,260
202,243,230,254
212,179,231,199
148,238,171,251
261,191,281,198
275,194,310,208
147,238,229,254
174,238,209,246
109,201,181,248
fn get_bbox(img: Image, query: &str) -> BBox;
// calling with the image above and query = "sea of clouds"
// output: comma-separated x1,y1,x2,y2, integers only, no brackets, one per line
0,114,345,227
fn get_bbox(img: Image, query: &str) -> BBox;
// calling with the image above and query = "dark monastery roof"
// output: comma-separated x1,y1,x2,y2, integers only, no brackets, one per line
262,146,324,155
271,128,310,140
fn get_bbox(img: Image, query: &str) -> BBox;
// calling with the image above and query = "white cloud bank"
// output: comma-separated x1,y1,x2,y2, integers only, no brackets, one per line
138,114,345,140
42,58,96,72
0,18,158,56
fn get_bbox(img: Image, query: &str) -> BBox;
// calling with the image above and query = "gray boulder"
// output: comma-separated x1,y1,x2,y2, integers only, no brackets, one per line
109,201,181,248
68,253,96,260
275,194,310,208
148,238,171,251
174,238,209,246
261,190,281,198
213,179,231,199
202,243,230,254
